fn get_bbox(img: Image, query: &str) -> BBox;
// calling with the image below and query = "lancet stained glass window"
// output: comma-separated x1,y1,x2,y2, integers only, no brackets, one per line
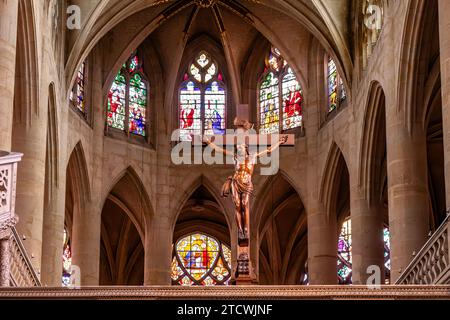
62,228,72,287
337,217,352,284
327,57,346,113
70,61,87,117
179,52,226,141
337,219,391,285
171,233,232,286
384,227,391,284
107,52,148,137
259,47,303,134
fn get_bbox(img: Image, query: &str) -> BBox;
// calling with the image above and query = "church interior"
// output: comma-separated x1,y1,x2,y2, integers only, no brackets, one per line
1,0,450,300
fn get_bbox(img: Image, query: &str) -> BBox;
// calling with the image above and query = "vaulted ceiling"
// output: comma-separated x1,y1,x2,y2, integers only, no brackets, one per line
66,0,353,94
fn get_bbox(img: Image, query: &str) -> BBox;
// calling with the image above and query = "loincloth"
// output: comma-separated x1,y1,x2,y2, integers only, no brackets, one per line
221,176,253,198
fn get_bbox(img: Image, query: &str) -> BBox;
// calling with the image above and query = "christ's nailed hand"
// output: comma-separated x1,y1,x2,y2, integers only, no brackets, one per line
280,135,289,144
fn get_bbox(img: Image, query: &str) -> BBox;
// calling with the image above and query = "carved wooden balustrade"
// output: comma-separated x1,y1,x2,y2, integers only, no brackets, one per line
396,214,450,285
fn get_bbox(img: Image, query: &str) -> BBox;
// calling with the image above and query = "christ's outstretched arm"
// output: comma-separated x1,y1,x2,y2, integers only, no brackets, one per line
203,136,235,157
256,135,289,158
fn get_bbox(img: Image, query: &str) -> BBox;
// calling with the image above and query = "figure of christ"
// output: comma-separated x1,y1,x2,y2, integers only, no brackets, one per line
203,120,288,245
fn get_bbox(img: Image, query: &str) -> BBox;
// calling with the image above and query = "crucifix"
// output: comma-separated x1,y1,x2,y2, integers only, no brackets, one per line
198,105,295,284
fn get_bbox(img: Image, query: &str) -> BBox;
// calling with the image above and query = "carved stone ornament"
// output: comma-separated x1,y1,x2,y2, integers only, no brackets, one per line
237,252,250,276
0,215,19,232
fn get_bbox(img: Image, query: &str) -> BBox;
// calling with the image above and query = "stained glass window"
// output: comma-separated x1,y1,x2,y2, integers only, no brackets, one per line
259,72,279,134
337,217,352,284
171,233,232,286
179,52,226,141
259,46,303,134
327,57,346,113
384,227,391,284
62,228,72,287
70,61,87,117
282,68,303,130
107,52,148,137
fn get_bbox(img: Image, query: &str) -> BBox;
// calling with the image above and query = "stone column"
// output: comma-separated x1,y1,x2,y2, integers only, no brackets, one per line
0,0,19,151
307,204,338,284
350,189,385,285
71,201,101,286
386,119,429,282
439,0,450,207
12,123,47,275
144,216,172,285
40,187,66,286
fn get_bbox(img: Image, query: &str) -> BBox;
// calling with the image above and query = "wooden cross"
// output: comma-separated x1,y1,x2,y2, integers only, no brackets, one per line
194,105,296,284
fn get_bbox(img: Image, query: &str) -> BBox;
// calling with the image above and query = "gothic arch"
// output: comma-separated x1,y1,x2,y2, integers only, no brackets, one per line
421,57,445,228
171,174,233,236
64,140,91,257
66,141,91,213
13,0,39,124
397,0,439,133
172,34,235,133
102,166,153,239
359,81,387,205
253,173,307,284
320,142,350,221
103,41,163,143
99,166,152,285
421,56,442,131
310,0,352,82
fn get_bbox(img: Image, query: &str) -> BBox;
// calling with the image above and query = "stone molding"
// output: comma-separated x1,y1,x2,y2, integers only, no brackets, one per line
0,286,449,300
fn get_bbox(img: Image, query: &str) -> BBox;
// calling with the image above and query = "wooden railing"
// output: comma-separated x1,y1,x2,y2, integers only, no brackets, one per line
9,227,40,287
396,214,450,285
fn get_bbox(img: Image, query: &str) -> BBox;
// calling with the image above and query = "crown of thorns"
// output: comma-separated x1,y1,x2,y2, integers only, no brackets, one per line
233,117,253,130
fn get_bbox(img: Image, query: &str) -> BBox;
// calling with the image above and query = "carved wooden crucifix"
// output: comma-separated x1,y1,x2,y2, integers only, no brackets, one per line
196,105,295,284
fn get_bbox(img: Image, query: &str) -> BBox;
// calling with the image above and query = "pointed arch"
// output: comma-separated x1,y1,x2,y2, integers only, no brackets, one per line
359,81,387,205
64,141,91,279
253,173,307,284
171,175,233,286
171,174,232,234
422,57,442,130
320,142,350,221
67,141,91,213
102,166,153,238
397,0,438,133
13,0,39,124
174,34,232,140
99,166,152,285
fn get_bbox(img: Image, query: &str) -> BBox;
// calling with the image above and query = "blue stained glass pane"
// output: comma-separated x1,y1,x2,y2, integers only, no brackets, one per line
204,82,226,136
